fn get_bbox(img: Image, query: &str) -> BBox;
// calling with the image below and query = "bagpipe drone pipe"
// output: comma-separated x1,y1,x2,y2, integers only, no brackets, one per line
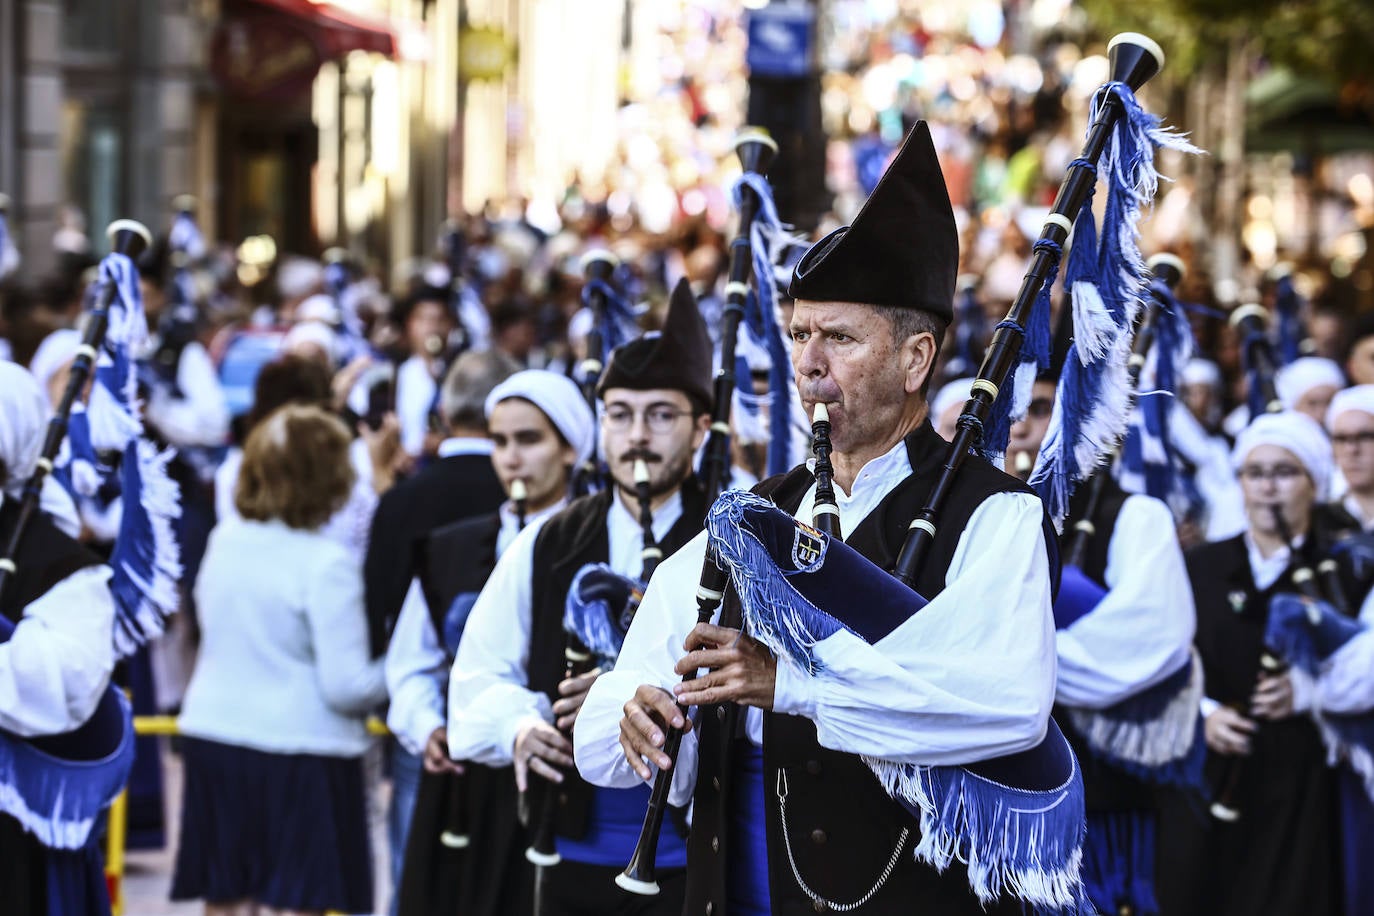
699,129,779,502
618,33,1190,914
571,250,631,496
0,220,183,851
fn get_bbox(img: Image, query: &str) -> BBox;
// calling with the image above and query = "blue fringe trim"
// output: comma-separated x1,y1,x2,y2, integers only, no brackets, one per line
866,727,1093,915
1065,653,1207,790
108,440,183,659
564,563,642,669
706,492,844,675
0,690,135,850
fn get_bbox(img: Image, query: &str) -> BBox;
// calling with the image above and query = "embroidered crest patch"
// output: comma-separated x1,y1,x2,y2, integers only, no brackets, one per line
1228,590,1247,613
791,521,827,572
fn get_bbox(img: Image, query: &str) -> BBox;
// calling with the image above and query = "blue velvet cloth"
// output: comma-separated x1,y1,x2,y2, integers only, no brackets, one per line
1052,563,1108,631
727,741,771,916
554,784,687,869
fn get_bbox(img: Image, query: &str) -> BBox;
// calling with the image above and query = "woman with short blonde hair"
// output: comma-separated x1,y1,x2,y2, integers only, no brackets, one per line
173,404,386,916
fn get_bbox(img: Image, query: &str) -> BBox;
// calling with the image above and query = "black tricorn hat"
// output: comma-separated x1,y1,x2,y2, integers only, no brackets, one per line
788,121,958,321
597,278,713,413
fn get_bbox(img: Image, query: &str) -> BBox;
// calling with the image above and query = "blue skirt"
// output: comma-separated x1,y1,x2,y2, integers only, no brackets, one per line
170,737,372,911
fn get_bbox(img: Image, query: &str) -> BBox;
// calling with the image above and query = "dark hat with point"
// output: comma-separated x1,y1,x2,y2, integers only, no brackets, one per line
788,121,958,321
597,278,713,413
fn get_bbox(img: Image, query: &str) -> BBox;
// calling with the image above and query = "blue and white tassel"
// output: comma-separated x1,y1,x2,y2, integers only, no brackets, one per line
1030,85,1200,526
107,439,182,658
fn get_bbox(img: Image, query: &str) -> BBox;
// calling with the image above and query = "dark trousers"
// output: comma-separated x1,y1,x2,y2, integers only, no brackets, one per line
538,859,685,916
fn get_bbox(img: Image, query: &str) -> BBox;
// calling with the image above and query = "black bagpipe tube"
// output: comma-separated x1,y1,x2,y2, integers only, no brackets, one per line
617,552,731,895
699,128,779,502
573,250,619,491
891,33,1166,587
435,479,529,851
1064,252,1186,569
525,633,597,867
1230,302,1284,418
1209,504,1311,822
0,219,152,601
810,403,842,539
577,250,619,408
634,458,663,581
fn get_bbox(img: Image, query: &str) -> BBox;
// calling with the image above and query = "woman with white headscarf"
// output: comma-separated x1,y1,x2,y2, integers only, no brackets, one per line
1159,411,1343,916
386,369,594,916
0,360,118,915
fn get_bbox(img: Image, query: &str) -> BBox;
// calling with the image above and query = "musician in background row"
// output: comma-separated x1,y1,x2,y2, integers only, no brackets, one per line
1275,356,1346,432
364,349,513,901
1328,385,1374,535
388,370,593,916
580,123,1059,915
1008,373,1197,916
1159,411,1343,916
448,281,713,915
0,361,118,916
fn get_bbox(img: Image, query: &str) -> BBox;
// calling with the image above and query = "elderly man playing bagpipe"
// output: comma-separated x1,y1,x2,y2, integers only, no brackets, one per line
576,122,1086,916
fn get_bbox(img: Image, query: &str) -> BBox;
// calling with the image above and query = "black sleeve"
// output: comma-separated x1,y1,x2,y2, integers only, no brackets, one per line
363,486,413,657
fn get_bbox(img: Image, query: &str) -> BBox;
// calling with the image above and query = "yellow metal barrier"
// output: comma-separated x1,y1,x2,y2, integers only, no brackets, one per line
105,715,391,915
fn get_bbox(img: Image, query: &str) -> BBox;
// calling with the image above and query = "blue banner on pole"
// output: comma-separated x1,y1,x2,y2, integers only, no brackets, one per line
746,5,814,79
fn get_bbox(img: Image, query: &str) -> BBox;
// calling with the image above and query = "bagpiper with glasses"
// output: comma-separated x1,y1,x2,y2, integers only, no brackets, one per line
1158,410,1352,916
447,279,713,916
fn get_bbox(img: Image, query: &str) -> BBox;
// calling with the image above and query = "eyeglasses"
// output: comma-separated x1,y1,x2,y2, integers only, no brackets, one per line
603,405,691,434
1027,397,1054,419
1332,431,1374,449
1237,464,1306,484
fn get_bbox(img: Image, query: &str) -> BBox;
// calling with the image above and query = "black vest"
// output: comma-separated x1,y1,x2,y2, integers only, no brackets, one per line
399,510,533,916
685,422,1055,916
527,477,708,839
418,511,502,638
1054,475,1151,812
0,500,102,625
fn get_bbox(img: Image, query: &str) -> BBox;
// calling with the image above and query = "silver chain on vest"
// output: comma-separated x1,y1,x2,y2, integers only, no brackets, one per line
775,769,910,912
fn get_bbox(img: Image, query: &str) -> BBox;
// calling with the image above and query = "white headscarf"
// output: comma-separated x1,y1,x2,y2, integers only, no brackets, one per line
485,370,596,463
932,377,976,428
282,320,339,364
1231,410,1334,497
1326,384,1374,431
27,328,82,393
1276,357,1345,410
1180,358,1222,389
0,361,52,497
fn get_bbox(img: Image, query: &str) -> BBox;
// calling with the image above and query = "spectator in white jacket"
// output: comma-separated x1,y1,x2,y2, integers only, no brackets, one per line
172,404,386,916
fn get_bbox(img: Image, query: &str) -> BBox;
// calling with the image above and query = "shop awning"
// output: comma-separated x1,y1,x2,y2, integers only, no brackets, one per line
236,0,397,60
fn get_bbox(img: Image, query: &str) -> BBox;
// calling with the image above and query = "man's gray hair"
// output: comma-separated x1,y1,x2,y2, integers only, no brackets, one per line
439,350,521,432
871,305,949,397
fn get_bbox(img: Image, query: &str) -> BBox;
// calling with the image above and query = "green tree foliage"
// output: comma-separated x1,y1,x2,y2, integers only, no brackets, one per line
1077,0,1374,86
